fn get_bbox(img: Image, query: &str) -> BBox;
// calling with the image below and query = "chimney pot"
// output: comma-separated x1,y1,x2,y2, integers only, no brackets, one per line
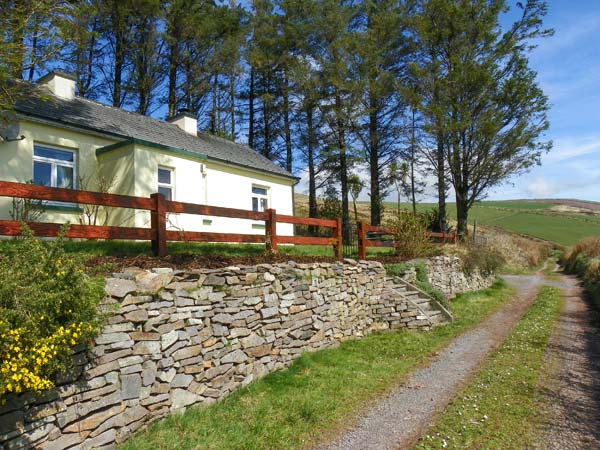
167,110,197,135
38,71,76,100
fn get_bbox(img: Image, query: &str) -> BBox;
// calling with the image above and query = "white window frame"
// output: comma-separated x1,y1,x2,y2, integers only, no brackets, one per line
32,144,77,208
252,185,269,212
33,144,77,188
158,166,175,201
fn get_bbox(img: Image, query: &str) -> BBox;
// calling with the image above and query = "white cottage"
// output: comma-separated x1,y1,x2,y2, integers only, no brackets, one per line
0,72,297,236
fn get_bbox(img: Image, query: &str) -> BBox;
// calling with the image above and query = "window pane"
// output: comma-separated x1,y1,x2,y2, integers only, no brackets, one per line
158,186,172,201
158,168,172,184
34,146,74,162
252,197,259,212
57,165,74,189
260,198,268,211
33,161,52,186
252,186,267,196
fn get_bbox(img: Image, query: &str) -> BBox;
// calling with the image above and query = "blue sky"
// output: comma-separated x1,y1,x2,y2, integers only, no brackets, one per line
488,0,600,201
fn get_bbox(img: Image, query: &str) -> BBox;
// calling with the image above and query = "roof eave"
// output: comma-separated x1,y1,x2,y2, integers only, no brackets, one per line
96,138,208,161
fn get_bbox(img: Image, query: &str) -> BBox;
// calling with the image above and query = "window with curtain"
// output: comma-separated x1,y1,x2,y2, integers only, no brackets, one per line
33,145,76,190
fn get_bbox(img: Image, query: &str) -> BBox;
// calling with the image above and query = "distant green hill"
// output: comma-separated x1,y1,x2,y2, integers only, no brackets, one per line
294,194,600,246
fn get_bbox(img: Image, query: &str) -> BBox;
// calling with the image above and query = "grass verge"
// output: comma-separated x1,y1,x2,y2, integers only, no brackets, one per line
119,280,513,450
414,285,564,450
0,240,395,259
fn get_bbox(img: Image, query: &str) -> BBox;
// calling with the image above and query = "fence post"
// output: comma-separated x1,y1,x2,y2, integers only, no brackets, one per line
357,221,366,260
333,217,343,260
150,193,167,257
265,208,277,254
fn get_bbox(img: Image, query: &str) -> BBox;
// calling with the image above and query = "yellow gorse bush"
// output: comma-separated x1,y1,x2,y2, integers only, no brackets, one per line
0,225,104,401
0,321,95,398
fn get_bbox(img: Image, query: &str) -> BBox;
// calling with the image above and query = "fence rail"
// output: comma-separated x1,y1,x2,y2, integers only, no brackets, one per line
0,180,342,258
0,181,456,260
356,223,457,260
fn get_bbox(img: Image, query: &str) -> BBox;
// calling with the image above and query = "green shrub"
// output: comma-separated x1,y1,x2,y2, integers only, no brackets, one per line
386,210,437,259
0,226,104,399
383,263,410,277
462,245,506,276
564,237,600,308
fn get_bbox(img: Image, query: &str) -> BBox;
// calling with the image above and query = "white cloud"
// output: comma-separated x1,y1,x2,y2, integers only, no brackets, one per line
542,136,600,163
524,177,559,198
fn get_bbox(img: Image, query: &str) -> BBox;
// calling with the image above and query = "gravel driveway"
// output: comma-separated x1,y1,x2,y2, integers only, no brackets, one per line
314,274,546,450
532,273,600,449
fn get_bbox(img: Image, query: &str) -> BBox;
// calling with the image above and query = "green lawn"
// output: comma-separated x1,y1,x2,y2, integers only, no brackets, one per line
414,285,564,450
119,280,513,450
0,240,394,259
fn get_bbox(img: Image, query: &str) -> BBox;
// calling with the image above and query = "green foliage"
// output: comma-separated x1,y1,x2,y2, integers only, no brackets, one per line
382,263,410,277
0,225,104,398
462,245,506,276
386,210,436,259
564,237,600,308
410,0,552,235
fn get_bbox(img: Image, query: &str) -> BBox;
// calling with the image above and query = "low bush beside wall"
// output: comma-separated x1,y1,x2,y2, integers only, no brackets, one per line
0,227,104,400
563,237,600,307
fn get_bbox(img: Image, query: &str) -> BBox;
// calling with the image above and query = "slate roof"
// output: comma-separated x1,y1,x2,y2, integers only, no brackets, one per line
14,85,296,181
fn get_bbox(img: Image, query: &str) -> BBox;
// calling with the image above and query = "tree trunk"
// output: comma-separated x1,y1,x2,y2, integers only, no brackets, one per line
283,73,292,173
455,189,469,238
167,41,178,117
411,108,417,214
113,23,125,107
27,16,39,81
230,71,235,138
78,18,97,98
369,93,381,226
263,82,271,160
307,106,318,235
336,92,350,243
248,67,255,149
436,134,447,231
10,0,25,79
210,72,217,134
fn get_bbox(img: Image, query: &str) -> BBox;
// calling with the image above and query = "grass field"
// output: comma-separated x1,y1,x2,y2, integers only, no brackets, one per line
119,281,513,450
295,195,600,247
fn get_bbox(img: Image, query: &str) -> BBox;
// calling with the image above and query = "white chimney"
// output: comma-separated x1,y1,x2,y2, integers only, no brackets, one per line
167,109,197,135
38,71,76,100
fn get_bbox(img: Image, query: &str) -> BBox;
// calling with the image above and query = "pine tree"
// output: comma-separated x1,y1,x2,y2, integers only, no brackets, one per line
0,1,65,114
61,1,102,99
128,0,163,115
412,0,552,236
355,0,414,226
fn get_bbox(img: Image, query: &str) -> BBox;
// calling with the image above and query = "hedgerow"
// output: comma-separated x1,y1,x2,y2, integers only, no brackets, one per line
563,237,600,308
0,225,104,399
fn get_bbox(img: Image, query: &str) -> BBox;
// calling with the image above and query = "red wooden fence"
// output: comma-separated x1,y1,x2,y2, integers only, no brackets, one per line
0,181,343,259
356,223,457,260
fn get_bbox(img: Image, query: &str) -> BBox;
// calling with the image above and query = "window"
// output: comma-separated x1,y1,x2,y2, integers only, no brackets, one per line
33,145,76,189
252,185,268,212
158,167,174,201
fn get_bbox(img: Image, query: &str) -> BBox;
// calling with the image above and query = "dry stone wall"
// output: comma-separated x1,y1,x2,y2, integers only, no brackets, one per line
425,256,495,298
0,260,438,450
